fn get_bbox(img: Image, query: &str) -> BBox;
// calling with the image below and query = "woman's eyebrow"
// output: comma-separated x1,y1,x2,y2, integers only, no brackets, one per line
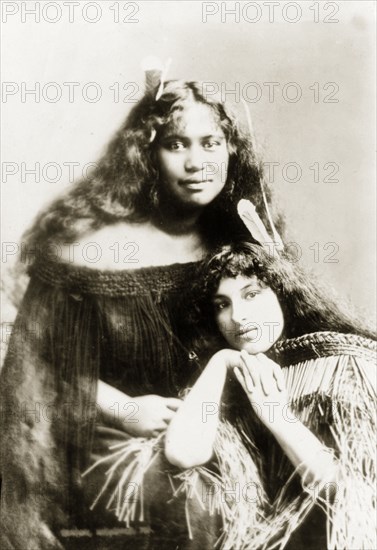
213,284,261,300
241,283,261,291
161,133,225,141
160,133,188,141
201,134,225,140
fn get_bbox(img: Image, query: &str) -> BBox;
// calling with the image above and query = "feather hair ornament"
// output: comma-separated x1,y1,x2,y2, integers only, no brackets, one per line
142,55,163,93
240,97,284,252
155,57,172,100
237,199,284,254
141,55,172,99
141,56,172,143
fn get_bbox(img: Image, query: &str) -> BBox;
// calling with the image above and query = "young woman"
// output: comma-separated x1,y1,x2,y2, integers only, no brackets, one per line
0,80,280,549
88,241,376,549
166,241,376,549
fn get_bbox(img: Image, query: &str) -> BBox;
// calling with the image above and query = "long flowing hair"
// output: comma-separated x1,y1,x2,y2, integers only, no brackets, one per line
191,242,375,359
21,80,283,260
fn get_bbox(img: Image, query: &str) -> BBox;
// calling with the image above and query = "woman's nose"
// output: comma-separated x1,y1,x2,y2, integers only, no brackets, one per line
230,303,248,324
184,146,203,172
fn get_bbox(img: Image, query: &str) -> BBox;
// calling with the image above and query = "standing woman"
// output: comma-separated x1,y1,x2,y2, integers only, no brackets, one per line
0,78,281,548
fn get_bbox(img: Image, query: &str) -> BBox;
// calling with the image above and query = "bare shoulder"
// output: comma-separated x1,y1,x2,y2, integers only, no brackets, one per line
58,222,150,270
58,220,207,269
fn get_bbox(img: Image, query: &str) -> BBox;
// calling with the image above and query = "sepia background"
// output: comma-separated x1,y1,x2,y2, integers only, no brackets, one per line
1,0,376,324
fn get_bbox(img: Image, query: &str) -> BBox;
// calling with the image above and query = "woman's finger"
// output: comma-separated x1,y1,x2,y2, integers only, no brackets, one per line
162,409,175,422
259,368,273,396
240,350,258,387
255,354,276,395
239,358,256,393
234,367,251,394
157,419,170,429
273,364,285,392
260,354,286,392
165,398,182,410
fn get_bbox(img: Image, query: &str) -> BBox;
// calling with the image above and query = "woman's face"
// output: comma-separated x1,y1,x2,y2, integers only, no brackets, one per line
156,103,229,209
213,275,284,354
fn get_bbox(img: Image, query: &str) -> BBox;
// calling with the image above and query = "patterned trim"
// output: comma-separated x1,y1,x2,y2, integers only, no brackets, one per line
274,332,376,365
29,258,202,297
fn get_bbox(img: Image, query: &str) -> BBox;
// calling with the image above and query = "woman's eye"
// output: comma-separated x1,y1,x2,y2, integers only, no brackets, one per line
167,141,185,151
214,301,227,312
245,291,258,300
203,140,220,150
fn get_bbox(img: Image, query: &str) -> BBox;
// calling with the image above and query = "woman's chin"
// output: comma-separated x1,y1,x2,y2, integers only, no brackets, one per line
241,341,271,355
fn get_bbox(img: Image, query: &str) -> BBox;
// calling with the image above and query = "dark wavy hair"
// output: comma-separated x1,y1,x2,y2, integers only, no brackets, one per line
21,80,283,258
191,241,375,357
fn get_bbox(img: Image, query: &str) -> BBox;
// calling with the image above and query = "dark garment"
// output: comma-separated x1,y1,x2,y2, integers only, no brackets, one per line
83,425,222,549
1,254,375,549
0,258,206,549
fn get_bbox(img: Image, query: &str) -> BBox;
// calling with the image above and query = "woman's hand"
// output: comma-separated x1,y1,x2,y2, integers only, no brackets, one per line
97,381,182,437
234,350,289,431
122,394,182,438
213,348,244,370
234,352,337,486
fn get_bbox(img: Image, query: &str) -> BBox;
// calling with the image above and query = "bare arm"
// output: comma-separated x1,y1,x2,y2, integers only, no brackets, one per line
97,380,182,438
164,349,242,469
235,351,336,487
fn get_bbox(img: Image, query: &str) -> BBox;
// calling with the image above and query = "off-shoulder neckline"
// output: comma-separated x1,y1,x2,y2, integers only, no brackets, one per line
34,256,203,276
29,256,204,297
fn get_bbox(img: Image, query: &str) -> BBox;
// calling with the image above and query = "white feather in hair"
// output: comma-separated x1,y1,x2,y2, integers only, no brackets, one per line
237,198,284,253
240,99,284,252
141,56,164,93
155,58,172,100
142,56,172,99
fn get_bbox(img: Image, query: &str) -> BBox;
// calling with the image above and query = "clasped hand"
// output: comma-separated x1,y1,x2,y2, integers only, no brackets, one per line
232,350,290,429
120,395,182,438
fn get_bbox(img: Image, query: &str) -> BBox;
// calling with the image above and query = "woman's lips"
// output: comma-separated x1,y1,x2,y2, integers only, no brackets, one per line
236,327,258,340
182,181,209,191
181,178,213,188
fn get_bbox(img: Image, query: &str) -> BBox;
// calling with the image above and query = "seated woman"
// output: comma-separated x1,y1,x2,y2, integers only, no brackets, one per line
181,240,376,549
85,240,376,550
0,75,277,549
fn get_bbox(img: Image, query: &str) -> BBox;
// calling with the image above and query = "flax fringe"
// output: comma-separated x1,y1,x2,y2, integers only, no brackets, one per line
84,334,376,549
